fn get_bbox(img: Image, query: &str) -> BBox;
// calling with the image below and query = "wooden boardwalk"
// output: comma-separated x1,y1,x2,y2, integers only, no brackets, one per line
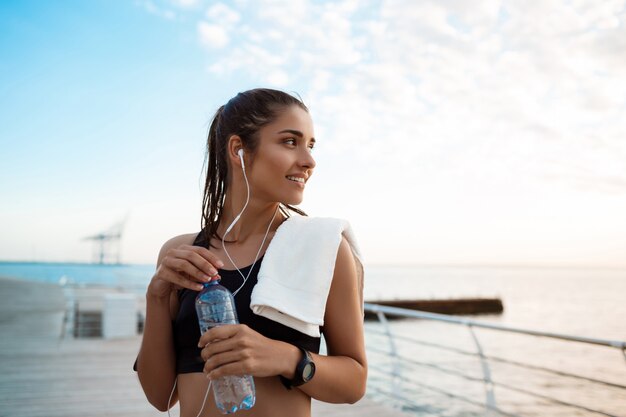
0,277,409,417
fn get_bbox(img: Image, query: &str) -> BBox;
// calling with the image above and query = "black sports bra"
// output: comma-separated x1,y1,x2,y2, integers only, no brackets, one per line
173,231,321,374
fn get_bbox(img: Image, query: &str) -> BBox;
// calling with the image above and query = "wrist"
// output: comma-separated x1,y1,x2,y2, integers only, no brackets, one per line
146,275,173,303
280,343,301,380
279,346,316,390
145,290,170,305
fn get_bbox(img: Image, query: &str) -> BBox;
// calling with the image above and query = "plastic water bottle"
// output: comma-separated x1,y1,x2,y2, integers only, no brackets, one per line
195,280,256,414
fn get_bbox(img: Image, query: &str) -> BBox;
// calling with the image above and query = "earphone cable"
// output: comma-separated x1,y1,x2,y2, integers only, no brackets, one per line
173,152,275,417
167,376,213,417
221,158,280,297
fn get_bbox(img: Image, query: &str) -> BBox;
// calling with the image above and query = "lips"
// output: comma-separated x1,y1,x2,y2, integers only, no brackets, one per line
286,175,305,183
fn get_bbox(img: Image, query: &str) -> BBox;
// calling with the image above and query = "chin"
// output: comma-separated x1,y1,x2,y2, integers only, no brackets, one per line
282,195,304,206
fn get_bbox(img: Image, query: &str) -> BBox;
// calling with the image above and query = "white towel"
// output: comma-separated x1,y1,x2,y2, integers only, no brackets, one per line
250,216,364,337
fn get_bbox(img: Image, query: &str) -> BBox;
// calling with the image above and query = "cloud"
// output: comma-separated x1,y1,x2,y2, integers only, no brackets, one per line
206,2,241,24
198,22,229,48
196,3,241,49
139,0,177,20
170,0,200,7
149,0,626,197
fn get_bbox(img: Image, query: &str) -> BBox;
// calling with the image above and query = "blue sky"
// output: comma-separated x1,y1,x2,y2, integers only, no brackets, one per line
1,0,626,267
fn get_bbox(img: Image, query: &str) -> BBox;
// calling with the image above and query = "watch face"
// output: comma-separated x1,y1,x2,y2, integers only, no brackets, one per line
303,363,315,381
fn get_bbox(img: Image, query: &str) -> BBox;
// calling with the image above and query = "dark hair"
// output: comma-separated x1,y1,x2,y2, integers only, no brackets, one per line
201,88,308,247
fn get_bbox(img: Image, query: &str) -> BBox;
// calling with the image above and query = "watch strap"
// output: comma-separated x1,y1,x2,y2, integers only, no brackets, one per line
279,374,293,390
279,347,314,390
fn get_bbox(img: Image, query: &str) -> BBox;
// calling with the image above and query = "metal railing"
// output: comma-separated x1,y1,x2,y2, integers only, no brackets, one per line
364,303,626,417
60,283,145,339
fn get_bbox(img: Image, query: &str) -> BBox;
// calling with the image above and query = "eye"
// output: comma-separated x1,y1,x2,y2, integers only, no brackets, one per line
307,142,315,152
283,138,297,146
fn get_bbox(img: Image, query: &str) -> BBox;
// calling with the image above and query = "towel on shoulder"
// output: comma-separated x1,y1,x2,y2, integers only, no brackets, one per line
250,215,364,337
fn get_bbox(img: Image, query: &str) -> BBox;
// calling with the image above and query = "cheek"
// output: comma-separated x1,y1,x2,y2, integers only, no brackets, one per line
263,153,292,173
248,159,285,184
248,146,295,180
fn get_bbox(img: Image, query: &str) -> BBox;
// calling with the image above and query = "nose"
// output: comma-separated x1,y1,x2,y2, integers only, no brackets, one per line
299,147,316,171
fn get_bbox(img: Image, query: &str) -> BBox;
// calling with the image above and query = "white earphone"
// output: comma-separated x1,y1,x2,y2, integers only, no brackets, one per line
225,148,247,235
238,148,245,171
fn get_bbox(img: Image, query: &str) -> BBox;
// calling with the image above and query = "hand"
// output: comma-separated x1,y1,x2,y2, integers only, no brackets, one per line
147,244,224,299
198,324,299,380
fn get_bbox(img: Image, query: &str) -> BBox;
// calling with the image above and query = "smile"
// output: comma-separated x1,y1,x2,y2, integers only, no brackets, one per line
286,176,305,184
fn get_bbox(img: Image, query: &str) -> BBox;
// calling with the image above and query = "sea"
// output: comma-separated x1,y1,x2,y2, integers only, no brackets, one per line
363,265,626,417
1,262,624,416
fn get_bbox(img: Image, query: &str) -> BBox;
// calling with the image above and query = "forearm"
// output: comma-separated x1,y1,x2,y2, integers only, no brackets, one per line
136,294,177,411
280,345,367,404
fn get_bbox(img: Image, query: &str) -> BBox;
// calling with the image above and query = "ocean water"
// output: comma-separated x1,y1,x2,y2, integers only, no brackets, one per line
364,265,626,416
1,262,625,416
364,264,626,341
0,262,154,294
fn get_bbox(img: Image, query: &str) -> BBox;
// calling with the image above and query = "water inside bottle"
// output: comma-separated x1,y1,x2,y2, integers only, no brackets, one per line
195,283,256,414
213,375,256,414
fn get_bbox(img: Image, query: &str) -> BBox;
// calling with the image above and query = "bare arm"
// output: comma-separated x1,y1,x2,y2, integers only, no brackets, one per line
136,287,178,411
293,237,367,403
136,234,223,411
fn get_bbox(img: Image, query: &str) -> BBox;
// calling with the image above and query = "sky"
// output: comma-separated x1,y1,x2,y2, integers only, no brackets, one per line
1,0,625,267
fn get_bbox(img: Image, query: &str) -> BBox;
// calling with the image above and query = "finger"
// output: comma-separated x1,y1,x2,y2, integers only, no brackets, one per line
181,245,225,270
200,336,242,361
158,267,205,291
163,253,213,283
198,324,241,347
207,361,253,380
180,246,223,276
203,350,249,374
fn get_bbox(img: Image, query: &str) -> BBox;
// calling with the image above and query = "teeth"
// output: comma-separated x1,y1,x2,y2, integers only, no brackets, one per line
287,176,305,183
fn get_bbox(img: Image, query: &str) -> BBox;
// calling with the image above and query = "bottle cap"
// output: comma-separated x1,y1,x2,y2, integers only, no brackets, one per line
203,279,221,288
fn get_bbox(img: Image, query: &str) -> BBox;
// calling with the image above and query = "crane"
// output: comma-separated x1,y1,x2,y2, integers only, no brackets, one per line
83,217,127,264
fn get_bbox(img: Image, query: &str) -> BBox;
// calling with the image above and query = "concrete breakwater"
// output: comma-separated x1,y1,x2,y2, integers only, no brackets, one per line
364,297,503,320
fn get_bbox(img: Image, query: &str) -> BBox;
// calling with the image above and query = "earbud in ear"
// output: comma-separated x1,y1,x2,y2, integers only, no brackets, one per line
238,149,245,170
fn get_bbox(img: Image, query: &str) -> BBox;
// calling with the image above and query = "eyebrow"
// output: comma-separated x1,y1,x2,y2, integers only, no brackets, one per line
277,129,316,142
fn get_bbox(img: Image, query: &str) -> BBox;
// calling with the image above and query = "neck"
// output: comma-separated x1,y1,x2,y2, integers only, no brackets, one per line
220,197,282,243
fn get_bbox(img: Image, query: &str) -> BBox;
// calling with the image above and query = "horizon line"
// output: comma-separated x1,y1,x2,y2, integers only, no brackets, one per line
1,259,625,271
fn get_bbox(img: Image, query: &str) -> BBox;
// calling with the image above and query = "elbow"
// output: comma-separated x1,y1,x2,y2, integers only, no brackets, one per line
347,381,366,404
148,395,173,412
153,403,168,413
138,376,176,412
346,365,368,404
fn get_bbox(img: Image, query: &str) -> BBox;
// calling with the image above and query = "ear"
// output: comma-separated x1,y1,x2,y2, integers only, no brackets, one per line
227,135,244,168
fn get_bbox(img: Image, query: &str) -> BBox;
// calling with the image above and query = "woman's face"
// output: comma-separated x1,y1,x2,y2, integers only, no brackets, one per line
246,105,316,205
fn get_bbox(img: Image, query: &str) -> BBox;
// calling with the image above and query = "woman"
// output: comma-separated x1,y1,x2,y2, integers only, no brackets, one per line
135,88,366,417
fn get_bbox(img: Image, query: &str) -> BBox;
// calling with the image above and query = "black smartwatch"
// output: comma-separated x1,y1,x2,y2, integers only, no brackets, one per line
280,347,316,390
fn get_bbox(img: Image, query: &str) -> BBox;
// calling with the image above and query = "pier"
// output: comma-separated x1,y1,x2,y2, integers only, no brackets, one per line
2,275,625,415
0,277,409,417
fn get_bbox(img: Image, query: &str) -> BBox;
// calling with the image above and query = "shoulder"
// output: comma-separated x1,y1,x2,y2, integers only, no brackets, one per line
333,237,358,282
325,236,364,326
331,235,364,313
155,233,198,317
162,232,198,248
